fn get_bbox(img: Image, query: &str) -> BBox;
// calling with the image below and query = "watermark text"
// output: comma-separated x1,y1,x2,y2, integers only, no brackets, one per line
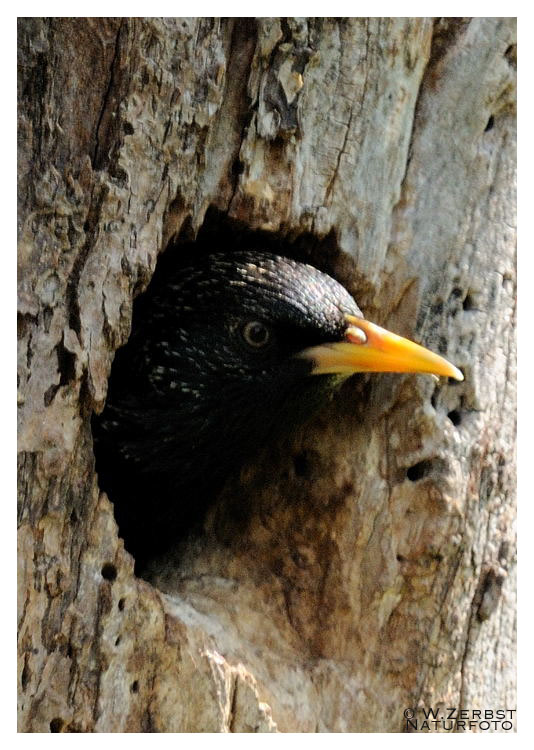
403,707,516,732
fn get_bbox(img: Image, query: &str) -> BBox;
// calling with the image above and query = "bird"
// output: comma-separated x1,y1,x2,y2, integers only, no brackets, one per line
93,251,463,571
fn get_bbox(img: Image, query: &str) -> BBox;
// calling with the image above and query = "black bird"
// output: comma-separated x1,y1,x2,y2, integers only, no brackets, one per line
93,251,462,568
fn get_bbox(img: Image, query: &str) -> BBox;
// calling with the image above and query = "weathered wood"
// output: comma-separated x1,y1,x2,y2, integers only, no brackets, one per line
18,17,516,732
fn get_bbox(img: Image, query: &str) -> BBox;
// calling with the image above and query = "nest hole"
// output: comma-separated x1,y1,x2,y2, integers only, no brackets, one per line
92,207,354,577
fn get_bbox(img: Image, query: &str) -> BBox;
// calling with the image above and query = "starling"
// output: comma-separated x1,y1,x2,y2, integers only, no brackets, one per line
93,251,462,568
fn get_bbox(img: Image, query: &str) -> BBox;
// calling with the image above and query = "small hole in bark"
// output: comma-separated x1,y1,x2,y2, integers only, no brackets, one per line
463,293,475,311
115,636,121,646
21,661,30,691
118,597,126,611
50,718,64,732
101,563,117,582
56,338,77,386
407,460,435,482
447,409,462,426
484,115,495,132
231,157,245,177
131,680,139,693
123,121,134,135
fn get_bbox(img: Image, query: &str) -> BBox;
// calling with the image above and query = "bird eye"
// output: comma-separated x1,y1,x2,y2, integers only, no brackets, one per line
241,320,271,349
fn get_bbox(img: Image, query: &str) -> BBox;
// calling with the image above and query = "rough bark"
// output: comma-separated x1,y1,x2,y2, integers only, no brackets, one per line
18,17,516,732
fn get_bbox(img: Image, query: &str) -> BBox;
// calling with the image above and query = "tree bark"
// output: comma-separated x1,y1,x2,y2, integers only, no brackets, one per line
18,17,516,732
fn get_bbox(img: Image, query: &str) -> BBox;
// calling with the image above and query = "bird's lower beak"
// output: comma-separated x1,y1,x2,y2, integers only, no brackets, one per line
301,315,464,381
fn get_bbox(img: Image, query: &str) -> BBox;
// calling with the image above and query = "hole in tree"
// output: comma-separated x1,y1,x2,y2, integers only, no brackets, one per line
406,460,435,482
131,680,139,693
92,207,368,576
21,660,30,691
101,562,117,582
484,115,495,132
447,409,462,426
231,156,245,178
463,293,475,311
50,718,64,733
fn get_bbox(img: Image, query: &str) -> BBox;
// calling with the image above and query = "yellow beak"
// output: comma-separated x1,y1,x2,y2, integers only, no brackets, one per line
301,315,464,381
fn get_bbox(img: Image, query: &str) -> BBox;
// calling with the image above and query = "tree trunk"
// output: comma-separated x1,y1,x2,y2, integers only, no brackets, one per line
18,17,516,732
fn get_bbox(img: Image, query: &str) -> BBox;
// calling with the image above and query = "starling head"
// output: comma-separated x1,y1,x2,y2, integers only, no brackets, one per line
94,251,462,566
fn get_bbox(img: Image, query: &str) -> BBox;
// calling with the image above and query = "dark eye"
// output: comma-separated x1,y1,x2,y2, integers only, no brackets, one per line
241,320,271,349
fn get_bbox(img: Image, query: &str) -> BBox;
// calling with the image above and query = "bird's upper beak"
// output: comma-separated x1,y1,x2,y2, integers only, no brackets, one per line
301,314,464,381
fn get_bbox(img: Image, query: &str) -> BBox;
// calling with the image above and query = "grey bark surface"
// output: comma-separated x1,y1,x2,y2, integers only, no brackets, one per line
18,17,516,732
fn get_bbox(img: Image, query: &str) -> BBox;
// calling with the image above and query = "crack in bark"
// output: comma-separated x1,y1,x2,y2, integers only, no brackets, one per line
324,20,371,204
92,20,126,171
65,184,105,343
228,670,239,732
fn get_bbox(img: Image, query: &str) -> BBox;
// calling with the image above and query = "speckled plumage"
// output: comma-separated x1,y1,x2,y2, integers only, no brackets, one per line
93,251,362,566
